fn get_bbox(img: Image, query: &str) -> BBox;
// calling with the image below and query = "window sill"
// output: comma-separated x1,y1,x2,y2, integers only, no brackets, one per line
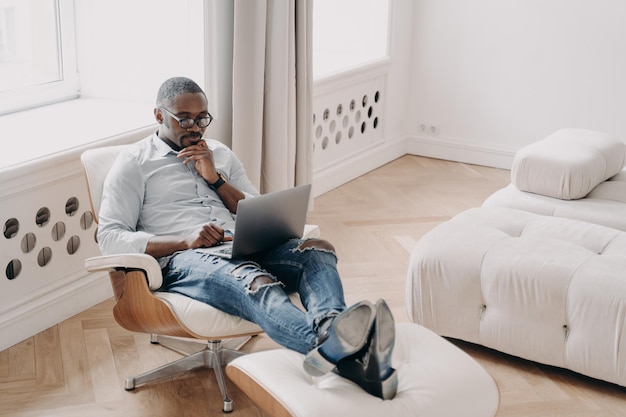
0,98,156,170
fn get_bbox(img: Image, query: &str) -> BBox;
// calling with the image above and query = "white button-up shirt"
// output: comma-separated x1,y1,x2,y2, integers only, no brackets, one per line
97,133,259,265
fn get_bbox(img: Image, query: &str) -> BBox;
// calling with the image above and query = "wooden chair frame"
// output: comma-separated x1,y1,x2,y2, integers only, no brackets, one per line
81,145,263,412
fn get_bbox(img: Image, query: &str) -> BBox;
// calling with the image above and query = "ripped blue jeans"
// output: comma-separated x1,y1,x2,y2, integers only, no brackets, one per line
160,238,346,354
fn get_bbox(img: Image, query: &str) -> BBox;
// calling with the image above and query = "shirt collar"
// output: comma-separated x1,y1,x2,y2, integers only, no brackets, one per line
152,131,178,157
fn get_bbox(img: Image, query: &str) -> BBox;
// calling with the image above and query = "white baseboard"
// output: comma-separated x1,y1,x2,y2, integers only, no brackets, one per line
312,136,408,197
313,134,516,197
0,271,112,352
405,134,516,170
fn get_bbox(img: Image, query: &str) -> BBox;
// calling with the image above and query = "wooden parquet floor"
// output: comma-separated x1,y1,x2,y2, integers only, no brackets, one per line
2,155,626,416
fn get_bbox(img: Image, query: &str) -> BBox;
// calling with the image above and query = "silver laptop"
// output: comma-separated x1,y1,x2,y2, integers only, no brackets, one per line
198,184,312,259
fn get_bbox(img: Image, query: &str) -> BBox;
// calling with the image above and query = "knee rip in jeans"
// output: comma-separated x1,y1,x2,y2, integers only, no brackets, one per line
231,262,282,295
293,238,337,258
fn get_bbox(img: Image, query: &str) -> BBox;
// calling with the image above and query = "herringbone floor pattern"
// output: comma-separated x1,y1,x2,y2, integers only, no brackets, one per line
2,155,625,416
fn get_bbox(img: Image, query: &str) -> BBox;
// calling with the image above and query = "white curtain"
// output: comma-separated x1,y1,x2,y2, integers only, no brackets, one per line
231,0,313,194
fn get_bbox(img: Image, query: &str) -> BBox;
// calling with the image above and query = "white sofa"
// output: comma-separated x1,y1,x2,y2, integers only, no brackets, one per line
406,129,626,387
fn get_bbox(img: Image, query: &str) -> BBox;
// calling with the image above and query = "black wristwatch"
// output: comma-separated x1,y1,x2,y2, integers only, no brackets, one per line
208,172,227,190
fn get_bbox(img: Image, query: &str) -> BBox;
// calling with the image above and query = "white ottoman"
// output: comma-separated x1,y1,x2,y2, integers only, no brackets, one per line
406,206,626,387
226,323,499,417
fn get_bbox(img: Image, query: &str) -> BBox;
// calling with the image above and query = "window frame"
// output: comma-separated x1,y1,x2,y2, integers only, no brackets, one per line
312,0,391,80
0,0,79,116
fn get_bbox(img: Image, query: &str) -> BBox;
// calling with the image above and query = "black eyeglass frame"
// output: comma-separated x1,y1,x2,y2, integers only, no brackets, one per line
161,107,213,129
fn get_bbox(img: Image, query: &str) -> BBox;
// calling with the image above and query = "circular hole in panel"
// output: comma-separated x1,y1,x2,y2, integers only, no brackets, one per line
355,111,361,123
312,113,316,124
373,117,379,129
348,126,355,139
51,221,66,241
315,125,323,139
4,218,19,239
368,106,373,118
323,108,330,121
349,99,356,111
21,233,36,253
80,211,94,230
361,122,367,134
362,95,368,107
67,235,81,255
335,131,342,145
65,197,79,216
336,104,343,116
321,136,329,150
6,259,22,280
329,120,336,134
375,91,380,102
343,115,349,128
37,247,52,267
36,207,50,227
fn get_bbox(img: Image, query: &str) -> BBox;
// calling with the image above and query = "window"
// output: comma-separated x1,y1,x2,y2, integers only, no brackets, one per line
73,0,204,102
0,0,204,117
0,0,78,115
313,0,390,79
0,0,204,168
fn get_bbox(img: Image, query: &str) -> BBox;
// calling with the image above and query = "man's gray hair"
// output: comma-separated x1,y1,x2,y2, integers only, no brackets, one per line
156,77,205,107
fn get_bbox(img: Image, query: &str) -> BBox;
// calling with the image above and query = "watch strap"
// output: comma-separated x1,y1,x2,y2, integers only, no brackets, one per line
209,172,226,190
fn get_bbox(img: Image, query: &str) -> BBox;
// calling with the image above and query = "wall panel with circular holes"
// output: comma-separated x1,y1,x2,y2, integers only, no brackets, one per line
1,173,100,312
313,75,385,171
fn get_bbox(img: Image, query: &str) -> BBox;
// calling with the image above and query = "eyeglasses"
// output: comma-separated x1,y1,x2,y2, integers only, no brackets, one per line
161,107,213,129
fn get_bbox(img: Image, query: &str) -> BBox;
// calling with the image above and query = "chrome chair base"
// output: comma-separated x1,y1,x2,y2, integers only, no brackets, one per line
125,334,253,413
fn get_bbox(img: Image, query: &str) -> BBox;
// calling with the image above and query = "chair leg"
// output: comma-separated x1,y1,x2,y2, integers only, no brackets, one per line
124,348,207,390
125,334,254,413
150,334,207,355
207,341,235,413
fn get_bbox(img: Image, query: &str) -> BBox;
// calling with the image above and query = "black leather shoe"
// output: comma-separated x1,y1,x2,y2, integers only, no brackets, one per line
303,301,376,377
335,299,398,400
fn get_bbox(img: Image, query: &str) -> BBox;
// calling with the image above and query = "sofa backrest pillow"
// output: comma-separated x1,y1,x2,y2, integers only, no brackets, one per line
511,128,626,200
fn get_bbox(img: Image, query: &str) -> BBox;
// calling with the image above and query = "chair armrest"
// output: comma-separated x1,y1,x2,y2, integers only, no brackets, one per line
85,253,163,290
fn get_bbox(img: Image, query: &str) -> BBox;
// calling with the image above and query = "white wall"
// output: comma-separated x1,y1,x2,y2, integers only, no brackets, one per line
407,0,626,169
384,0,415,142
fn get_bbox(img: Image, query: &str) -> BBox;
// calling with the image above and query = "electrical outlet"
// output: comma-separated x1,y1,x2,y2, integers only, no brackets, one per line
420,123,439,135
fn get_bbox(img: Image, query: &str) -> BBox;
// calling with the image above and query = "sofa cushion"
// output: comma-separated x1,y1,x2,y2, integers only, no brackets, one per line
511,128,625,200
406,206,626,387
482,171,626,231
406,207,626,386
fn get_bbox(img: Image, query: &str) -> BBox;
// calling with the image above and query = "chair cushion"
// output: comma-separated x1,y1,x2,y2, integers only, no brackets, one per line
155,292,261,338
80,145,129,222
511,128,626,200
226,323,499,417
